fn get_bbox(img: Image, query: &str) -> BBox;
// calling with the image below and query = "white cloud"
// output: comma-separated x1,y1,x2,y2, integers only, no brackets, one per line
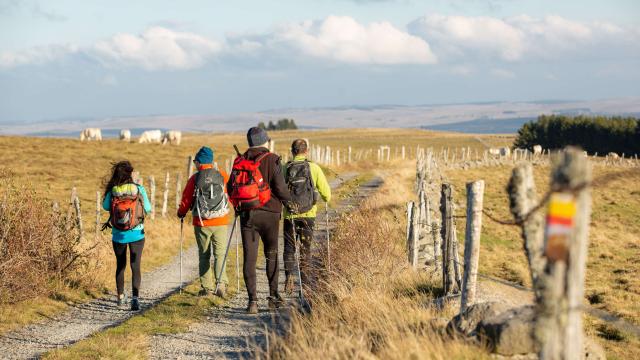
0,43,77,68
450,64,473,76
229,15,437,65
92,27,222,70
408,14,639,62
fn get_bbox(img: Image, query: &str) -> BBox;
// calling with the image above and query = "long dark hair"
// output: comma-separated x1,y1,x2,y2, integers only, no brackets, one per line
103,161,134,198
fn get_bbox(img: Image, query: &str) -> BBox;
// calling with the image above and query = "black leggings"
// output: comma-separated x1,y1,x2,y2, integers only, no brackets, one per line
240,210,280,301
112,239,145,297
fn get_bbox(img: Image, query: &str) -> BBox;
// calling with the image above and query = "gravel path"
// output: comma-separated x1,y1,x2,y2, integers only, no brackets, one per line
149,174,384,360
0,239,201,359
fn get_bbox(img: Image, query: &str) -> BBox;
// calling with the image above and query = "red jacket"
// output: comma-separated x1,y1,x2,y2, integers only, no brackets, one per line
178,164,231,226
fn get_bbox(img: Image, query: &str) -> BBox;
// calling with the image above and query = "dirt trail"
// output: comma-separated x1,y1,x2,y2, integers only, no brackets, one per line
149,174,384,360
0,237,201,359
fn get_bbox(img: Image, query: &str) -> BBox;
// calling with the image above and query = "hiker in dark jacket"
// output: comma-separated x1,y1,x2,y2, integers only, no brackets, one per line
227,127,292,314
102,161,152,311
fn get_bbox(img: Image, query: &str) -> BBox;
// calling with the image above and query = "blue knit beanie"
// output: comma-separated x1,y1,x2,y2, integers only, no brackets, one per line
195,146,214,164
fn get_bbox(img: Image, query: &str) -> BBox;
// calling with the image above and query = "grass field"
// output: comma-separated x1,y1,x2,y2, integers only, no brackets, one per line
3,129,637,358
0,129,509,335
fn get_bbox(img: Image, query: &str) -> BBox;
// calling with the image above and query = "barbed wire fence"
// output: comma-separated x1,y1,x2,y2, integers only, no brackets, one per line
406,145,640,358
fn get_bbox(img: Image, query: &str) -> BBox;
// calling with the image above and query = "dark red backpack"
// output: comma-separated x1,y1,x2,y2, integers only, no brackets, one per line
228,152,272,211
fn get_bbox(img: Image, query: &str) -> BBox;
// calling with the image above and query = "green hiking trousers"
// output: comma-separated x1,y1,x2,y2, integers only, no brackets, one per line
194,225,228,290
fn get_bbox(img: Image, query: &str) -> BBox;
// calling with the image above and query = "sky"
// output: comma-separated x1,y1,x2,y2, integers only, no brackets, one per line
1,0,639,123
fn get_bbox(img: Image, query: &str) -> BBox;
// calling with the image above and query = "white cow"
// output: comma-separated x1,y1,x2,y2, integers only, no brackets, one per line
138,130,163,144
120,129,131,142
533,145,543,155
488,148,501,156
162,130,182,146
608,152,619,159
80,128,102,141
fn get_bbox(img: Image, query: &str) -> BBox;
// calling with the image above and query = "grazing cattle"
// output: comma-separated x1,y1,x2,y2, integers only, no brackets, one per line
499,147,511,157
608,152,619,159
162,130,182,146
120,129,131,142
80,128,102,141
138,130,163,144
533,145,543,155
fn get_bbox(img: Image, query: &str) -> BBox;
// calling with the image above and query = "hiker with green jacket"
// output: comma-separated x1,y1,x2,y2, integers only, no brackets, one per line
283,139,331,294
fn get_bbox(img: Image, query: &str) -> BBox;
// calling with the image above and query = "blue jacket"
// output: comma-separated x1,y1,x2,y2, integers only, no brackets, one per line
102,184,152,244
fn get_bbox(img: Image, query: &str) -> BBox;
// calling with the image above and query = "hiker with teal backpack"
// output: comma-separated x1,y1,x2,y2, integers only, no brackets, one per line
283,139,331,295
102,160,152,311
177,146,232,298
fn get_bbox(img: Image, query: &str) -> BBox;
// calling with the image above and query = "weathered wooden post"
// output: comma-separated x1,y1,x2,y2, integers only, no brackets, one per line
402,146,406,160
440,183,461,295
407,202,419,268
508,162,545,295
73,190,83,239
535,147,592,360
95,191,101,238
336,150,341,167
186,155,194,179
348,146,352,163
175,172,182,211
66,187,77,231
406,202,413,247
460,180,484,313
161,172,170,217
149,175,156,220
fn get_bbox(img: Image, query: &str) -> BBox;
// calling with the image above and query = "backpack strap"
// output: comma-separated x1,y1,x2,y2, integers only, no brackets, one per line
254,152,271,164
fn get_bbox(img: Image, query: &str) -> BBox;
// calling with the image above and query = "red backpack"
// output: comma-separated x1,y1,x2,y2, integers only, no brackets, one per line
228,152,272,211
108,185,145,231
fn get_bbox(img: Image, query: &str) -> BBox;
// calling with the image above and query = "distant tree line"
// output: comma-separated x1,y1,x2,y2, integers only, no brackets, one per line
514,115,640,155
258,119,298,131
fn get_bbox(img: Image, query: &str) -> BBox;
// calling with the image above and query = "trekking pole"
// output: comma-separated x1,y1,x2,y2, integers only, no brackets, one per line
180,217,184,294
295,232,310,312
235,216,240,292
215,214,239,295
325,202,330,271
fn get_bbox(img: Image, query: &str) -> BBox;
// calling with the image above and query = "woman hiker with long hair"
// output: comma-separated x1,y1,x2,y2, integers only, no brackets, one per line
102,160,152,311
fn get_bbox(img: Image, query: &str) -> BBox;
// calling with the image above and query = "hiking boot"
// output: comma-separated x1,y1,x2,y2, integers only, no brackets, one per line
198,288,214,297
268,295,285,310
116,293,127,307
284,276,295,296
215,283,226,298
131,297,140,311
246,301,258,314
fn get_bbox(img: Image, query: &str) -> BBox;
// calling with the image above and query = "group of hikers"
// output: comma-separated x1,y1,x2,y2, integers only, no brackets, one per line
101,127,330,313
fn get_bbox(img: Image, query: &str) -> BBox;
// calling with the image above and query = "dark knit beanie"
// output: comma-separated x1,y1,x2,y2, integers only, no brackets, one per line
247,127,270,147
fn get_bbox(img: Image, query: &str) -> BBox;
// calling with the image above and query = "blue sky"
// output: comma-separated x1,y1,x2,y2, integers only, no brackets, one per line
1,0,639,122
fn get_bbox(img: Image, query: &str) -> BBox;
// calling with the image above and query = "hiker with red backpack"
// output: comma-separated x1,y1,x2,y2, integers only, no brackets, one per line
102,160,152,311
227,127,292,314
283,139,331,295
177,146,232,298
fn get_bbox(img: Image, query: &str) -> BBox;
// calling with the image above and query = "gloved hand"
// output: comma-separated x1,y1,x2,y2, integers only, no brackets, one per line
177,211,185,219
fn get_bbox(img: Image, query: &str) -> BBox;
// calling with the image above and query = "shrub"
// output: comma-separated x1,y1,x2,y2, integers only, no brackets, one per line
0,169,98,303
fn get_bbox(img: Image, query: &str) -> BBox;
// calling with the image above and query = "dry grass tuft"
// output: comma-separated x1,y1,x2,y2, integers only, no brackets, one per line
265,164,487,359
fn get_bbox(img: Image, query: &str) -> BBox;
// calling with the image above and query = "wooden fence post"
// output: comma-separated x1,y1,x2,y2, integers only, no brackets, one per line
95,191,101,238
348,146,352,163
508,162,545,297
186,155,194,179
406,202,413,248
460,180,484,313
149,175,156,220
66,187,77,231
408,202,419,268
73,191,83,240
535,147,592,360
161,172,170,217
175,172,182,211
440,183,461,295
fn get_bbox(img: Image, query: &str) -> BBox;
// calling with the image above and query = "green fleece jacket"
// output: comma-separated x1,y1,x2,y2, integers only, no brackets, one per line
283,154,331,219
